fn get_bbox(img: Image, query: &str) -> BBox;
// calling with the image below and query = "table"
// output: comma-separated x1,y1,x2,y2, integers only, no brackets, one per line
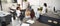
38,11,60,26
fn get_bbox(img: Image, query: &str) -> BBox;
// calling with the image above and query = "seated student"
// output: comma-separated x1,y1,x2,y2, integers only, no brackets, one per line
23,8,31,22
16,7,21,19
16,4,21,17
30,9,35,19
25,8,31,19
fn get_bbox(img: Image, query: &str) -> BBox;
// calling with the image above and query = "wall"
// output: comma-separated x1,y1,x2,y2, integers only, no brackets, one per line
1,0,60,12
39,0,60,11
28,0,60,12
0,5,1,11
27,0,60,19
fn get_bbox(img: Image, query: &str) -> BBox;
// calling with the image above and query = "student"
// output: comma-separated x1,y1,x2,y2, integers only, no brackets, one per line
25,8,31,19
16,7,21,18
23,8,31,22
10,4,16,20
16,4,21,20
42,3,47,14
30,9,35,19
10,4,20,20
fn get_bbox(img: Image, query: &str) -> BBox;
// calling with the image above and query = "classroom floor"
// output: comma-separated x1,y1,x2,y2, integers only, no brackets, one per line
7,17,50,26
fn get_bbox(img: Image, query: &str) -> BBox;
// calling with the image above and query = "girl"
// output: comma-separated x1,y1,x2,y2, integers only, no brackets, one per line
42,3,47,14
25,8,31,19
30,9,35,19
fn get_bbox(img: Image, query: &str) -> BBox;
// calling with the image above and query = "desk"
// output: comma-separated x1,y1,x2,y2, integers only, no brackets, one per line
0,11,12,26
38,11,60,26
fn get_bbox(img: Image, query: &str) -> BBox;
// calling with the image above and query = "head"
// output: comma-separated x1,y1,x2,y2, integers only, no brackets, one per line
31,9,34,12
44,3,47,7
16,7,20,10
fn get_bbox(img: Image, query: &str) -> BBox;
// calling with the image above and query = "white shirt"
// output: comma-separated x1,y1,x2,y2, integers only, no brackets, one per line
42,6,47,14
35,11,40,19
16,10,21,17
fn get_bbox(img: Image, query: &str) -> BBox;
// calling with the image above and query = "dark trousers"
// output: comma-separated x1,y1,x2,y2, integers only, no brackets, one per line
11,11,16,20
10,9,16,20
20,10,25,21
20,16,24,21
13,14,16,20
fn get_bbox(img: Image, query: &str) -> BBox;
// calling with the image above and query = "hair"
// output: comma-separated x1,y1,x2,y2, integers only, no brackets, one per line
30,9,35,19
24,0,27,2
16,7,20,10
44,3,47,7
54,7,55,11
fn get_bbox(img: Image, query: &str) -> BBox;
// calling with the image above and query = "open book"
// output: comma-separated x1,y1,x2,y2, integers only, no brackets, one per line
26,19,35,24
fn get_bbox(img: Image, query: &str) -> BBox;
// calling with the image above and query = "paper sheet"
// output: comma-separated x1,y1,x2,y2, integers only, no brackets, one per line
26,19,35,24
21,23,30,26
